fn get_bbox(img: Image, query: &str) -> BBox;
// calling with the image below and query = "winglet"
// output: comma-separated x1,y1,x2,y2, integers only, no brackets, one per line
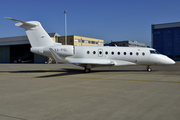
49,48,68,63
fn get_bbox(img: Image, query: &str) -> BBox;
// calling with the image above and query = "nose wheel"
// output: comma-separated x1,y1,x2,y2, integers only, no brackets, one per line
147,65,152,72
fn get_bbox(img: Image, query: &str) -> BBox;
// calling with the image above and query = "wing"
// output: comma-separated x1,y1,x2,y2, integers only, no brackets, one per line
70,59,115,67
67,58,136,67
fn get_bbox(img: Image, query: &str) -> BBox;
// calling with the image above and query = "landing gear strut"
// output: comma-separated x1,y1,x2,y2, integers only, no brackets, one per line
84,67,91,73
147,65,152,72
84,65,92,73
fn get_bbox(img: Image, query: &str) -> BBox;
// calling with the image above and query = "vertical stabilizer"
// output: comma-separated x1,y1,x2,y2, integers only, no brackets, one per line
5,17,55,47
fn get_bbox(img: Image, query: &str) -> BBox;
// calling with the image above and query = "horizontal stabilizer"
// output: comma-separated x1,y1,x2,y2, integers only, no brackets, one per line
49,48,68,63
5,17,37,27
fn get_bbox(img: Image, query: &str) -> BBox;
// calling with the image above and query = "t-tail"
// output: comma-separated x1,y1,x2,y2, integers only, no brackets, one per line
5,17,55,47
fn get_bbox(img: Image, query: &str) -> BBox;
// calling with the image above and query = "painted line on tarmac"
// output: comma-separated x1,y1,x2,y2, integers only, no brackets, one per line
60,76,180,83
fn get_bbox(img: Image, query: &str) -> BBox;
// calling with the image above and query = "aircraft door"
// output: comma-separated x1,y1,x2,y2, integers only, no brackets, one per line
98,48,103,57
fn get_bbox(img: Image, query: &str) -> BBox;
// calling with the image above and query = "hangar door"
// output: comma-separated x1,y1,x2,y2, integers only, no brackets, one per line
10,44,34,63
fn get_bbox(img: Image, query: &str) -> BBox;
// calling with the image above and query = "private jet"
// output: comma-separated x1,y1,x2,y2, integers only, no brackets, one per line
6,17,175,73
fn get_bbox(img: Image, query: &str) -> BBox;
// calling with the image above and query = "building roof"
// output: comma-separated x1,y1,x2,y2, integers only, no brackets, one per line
0,33,60,46
104,40,145,47
152,22,180,29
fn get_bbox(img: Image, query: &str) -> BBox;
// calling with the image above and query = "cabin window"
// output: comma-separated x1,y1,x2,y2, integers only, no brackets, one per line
93,51,96,54
105,51,108,55
117,52,120,55
130,52,133,55
99,51,102,54
111,51,114,55
124,52,126,55
136,52,139,55
87,51,90,54
142,52,145,56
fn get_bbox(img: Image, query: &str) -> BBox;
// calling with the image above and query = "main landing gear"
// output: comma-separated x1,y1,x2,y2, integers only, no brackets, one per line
147,65,152,72
84,65,92,73
84,67,91,73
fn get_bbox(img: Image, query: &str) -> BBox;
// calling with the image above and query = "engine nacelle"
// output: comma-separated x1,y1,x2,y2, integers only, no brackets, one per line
31,45,74,57
31,47,44,55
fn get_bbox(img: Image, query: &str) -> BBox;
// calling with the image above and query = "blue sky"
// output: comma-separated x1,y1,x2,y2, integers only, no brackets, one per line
1,0,180,46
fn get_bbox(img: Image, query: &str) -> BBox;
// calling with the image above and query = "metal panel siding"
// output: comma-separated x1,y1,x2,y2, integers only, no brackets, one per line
163,28,173,55
0,46,10,63
153,29,163,53
173,28,180,55
34,54,48,63
152,24,180,60
0,47,3,62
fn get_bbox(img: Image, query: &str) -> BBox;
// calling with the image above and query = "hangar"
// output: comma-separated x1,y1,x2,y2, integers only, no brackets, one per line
0,33,59,63
152,22,180,61
0,33,104,63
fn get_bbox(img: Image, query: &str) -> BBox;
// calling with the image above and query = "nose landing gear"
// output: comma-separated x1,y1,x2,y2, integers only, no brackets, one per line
147,65,152,72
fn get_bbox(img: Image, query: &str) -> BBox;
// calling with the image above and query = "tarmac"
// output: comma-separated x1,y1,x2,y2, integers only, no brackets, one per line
0,63,180,120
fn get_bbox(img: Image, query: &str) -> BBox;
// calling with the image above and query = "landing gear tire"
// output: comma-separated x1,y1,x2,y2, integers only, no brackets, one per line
147,65,152,72
147,68,152,72
84,68,91,73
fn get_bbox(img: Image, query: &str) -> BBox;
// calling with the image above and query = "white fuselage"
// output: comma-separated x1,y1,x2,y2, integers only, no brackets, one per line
31,45,175,68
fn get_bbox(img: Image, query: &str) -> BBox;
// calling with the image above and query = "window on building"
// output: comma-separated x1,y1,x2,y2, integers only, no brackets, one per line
59,39,63,43
55,36,58,42
74,39,78,43
84,40,88,43
99,42,104,45
78,39,82,43
92,41,95,44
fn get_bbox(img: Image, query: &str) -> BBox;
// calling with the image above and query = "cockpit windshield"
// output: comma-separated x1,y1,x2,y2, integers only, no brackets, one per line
150,50,161,54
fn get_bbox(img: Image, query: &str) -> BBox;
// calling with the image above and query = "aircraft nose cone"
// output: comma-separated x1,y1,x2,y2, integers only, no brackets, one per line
166,58,176,64
163,56,176,64
157,55,176,65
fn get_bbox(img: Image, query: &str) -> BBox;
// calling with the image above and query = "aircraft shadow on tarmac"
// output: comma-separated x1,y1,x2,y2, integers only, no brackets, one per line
37,69,147,78
0,68,148,78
